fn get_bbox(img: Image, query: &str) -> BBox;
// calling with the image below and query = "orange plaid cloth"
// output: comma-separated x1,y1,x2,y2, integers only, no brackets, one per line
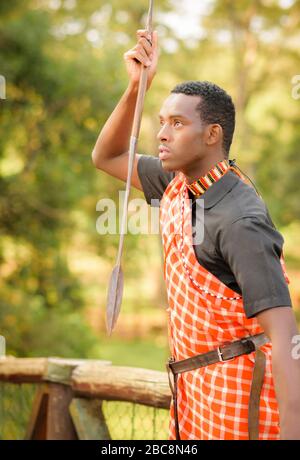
160,169,290,440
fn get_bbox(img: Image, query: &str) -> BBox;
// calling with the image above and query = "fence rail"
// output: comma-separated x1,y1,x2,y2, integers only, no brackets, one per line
0,356,171,440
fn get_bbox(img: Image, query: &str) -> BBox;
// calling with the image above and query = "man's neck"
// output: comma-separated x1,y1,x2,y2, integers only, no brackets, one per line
183,155,226,185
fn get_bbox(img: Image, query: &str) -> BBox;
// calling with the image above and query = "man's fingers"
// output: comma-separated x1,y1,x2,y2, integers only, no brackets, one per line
136,30,158,60
124,50,151,67
137,29,156,45
134,44,151,63
124,29,159,69
152,30,158,50
137,29,151,39
138,37,152,57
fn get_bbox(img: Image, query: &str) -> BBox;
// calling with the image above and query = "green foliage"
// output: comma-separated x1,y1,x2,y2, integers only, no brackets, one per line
0,0,299,360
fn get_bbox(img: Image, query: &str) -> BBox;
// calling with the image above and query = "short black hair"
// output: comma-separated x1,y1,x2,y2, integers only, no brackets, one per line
171,81,235,157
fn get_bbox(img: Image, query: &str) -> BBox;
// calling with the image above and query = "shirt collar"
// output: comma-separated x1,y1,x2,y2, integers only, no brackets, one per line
186,169,240,209
201,170,240,209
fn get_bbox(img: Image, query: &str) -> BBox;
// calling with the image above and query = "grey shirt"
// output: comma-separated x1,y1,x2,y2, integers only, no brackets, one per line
137,155,292,319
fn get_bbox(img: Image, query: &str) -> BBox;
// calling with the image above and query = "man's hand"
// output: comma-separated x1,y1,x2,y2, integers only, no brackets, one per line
92,29,159,187
124,29,158,90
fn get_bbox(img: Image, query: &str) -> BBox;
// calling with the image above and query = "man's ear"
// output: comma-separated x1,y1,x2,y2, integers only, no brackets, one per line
205,124,223,147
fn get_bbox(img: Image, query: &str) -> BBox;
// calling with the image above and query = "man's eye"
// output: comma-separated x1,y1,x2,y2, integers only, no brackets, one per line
174,120,182,127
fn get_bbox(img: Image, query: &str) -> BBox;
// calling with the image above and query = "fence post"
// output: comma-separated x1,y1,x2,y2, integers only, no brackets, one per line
24,358,111,440
69,398,111,440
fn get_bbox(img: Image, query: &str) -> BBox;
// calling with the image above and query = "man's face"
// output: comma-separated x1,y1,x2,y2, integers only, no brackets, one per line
157,93,207,174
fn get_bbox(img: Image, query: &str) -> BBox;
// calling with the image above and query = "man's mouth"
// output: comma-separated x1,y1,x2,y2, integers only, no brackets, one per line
159,146,172,161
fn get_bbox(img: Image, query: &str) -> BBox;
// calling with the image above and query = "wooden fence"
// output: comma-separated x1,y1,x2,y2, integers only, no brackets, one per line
0,356,171,440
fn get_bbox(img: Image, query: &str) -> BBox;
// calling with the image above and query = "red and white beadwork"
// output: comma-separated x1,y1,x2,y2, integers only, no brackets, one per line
187,159,230,197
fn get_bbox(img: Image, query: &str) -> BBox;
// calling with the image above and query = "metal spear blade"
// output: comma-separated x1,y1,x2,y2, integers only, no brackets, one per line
106,263,124,336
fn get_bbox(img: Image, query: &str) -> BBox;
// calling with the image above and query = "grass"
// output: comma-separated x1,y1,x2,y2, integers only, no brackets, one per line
89,335,170,372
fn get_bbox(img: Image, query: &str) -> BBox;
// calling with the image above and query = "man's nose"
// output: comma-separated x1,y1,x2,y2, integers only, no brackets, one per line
157,123,171,143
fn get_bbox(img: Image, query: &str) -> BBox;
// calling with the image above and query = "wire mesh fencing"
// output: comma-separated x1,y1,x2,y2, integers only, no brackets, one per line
102,400,169,440
0,382,169,440
0,382,37,440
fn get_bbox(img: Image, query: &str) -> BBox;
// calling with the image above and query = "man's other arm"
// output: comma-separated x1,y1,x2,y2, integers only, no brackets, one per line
257,307,300,440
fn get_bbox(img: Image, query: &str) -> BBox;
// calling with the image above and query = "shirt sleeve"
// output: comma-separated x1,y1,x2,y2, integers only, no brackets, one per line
137,155,175,206
219,215,292,319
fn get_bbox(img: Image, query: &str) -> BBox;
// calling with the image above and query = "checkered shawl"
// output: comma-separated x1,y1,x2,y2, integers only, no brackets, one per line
160,170,290,440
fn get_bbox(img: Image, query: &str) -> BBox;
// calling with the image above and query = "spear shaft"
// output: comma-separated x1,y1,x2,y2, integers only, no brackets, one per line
106,0,154,336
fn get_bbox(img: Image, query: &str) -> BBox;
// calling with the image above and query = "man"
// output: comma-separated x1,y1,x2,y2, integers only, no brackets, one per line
92,29,300,440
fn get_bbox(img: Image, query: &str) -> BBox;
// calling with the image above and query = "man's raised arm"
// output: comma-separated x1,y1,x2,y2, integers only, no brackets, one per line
91,29,158,191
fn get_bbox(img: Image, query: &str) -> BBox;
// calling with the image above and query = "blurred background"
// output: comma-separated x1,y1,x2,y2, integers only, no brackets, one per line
0,0,300,372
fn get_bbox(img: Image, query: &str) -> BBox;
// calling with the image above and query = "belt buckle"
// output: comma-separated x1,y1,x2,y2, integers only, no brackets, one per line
217,345,235,362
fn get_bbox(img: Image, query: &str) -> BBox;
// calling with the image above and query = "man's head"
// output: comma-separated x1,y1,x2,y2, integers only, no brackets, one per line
157,81,235,178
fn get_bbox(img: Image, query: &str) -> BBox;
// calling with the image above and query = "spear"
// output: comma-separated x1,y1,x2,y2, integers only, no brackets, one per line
106,0,154,336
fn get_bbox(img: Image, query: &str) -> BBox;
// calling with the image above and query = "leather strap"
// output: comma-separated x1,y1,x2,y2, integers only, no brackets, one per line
248,348,266,440
168,333,269,375
173,373,181,440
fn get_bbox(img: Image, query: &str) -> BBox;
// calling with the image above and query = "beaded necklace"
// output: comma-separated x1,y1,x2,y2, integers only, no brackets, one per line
185,158,248,199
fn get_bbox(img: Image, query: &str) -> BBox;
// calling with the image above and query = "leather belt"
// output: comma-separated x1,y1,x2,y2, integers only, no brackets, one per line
166,332,269,440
